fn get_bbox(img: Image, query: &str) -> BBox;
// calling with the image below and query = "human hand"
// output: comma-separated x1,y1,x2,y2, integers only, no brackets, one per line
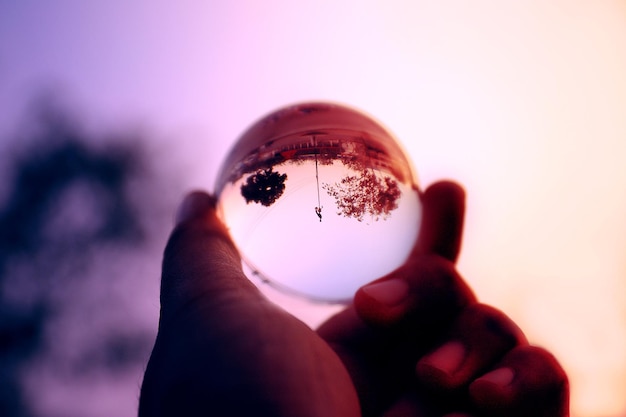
318,182,568,416
138,181,568,417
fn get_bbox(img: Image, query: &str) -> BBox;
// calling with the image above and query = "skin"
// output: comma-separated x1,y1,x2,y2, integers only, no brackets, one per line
138,181,569,417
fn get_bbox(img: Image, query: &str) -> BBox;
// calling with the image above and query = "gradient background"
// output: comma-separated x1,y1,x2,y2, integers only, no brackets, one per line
1,1,625,416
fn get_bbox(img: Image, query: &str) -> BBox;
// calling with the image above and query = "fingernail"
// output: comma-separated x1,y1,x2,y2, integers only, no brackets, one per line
476,367,515,387
175,192,217,225
421,341,466,375
361,279,409,306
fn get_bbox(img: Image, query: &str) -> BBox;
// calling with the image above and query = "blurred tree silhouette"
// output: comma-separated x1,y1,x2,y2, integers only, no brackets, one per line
240,168,288,207
0,98,164,417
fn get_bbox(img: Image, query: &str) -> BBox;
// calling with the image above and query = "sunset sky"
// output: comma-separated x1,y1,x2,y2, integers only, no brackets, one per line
1,1,625,416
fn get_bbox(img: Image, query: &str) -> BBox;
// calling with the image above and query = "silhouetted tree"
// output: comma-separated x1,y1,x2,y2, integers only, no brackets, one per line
323,170,401,222
0,97,162,417
240,168,288,207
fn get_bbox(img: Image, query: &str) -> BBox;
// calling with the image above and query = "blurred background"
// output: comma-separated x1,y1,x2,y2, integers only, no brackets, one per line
0,1,624,416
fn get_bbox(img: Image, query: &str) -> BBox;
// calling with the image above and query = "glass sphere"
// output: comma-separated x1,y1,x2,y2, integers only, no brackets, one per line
215,102,421,303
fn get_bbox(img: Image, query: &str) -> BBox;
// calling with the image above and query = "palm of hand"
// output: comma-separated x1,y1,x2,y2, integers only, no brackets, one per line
143,286,457,417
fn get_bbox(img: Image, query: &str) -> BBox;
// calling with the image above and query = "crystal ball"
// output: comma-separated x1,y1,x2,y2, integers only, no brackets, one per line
215,102,421,303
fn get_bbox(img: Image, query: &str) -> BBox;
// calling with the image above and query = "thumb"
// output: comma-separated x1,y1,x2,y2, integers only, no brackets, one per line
159,191,263,323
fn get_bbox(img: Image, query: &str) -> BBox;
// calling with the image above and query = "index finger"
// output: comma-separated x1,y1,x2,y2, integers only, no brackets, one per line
413,181,466,262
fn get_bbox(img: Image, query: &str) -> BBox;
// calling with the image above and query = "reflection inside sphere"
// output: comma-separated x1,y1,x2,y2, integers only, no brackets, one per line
216,102,421,303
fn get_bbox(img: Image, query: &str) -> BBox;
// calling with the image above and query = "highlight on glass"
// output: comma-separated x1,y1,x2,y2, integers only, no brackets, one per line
215,102,422,303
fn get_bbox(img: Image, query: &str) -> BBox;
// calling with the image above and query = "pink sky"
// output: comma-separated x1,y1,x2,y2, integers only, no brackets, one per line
1,2,625,416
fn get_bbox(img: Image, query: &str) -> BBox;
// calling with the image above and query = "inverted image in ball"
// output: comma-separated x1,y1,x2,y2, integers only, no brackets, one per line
215,102,421,303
